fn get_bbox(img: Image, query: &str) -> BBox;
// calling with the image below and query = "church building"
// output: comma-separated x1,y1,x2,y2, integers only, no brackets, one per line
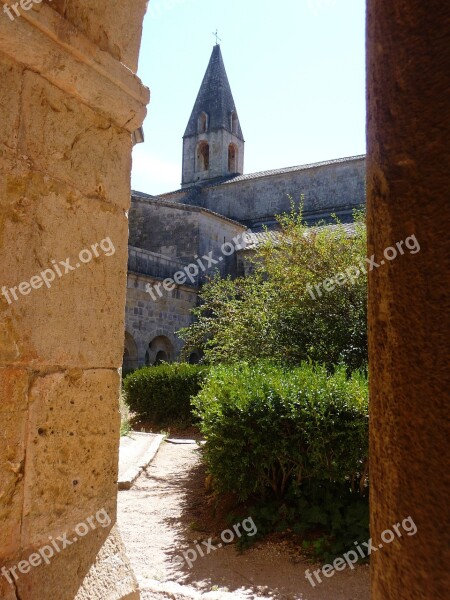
123,45,366,371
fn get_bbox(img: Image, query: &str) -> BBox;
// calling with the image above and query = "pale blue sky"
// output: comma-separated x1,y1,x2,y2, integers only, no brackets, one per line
131,0,366,195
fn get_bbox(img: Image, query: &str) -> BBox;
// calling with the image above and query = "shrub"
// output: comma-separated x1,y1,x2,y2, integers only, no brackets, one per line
194,361,368,498
123,363,208,426
194,361,369,557
179,205,367,370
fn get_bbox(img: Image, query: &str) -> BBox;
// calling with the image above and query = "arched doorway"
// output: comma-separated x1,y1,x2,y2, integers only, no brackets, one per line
188,351,201,364
147,335,174,366
155,350,169,365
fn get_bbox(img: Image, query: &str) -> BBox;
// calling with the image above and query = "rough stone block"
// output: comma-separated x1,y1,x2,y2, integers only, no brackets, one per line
21,369,120,546
0,577,18,600
61,0,148,71
0,176,128,369
19,71,132,210
74,525,140,600
0,52,23,159
0,369,28,559
3,525,139,600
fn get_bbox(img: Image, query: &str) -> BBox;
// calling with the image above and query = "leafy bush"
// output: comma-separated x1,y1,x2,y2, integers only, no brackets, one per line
194,361,368,498
123,363,208,426
179,204,367,370
194,361,369,557
241,482,370,560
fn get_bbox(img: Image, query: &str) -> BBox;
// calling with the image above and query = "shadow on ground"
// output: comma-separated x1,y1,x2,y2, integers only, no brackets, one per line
118,440,369,599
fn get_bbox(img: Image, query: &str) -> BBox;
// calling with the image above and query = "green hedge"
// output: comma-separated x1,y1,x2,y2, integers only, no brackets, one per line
193,361,369,557
194,361,368,499
123,363,208,426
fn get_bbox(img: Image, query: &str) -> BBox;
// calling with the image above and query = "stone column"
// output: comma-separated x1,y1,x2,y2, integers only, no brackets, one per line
0,1,149,598
367,1,449,598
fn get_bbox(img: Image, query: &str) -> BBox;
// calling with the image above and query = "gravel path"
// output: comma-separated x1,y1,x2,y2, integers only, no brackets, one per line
117,441,370,600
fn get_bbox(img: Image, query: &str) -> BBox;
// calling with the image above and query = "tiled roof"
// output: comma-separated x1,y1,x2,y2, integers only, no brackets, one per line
212,155,366,186
131,191,246,229
242,222,358,250
155,155,366,198
242,230,282,250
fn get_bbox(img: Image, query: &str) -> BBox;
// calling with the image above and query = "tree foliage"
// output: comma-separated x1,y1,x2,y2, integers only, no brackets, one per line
179,204,367,369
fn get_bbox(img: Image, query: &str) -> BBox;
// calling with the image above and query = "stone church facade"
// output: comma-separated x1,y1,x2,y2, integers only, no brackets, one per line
124,45,366,371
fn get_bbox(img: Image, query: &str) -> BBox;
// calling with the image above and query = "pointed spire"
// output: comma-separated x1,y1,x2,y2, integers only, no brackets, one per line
184,45,244,140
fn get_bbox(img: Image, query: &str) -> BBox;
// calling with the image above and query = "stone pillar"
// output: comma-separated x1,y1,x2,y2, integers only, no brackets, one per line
0,1,149,599
367,1,449,598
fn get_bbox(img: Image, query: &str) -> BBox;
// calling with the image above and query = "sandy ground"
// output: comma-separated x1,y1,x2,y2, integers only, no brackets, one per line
117,440,370,600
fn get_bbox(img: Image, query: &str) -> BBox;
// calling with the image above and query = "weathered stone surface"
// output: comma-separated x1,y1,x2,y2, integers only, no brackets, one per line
19,71,133,209
0,53,23,159
45,0,148,71
74,525,140,600
0,1,148,597
22,369,120,545
0,174,128,369
0,372,134,600
367,1,450,598
125,273,198,367
5,526,139,600
0,369,28,559
184,157,366,226
0,4,149,132
129,196,246,271
0,577,18,600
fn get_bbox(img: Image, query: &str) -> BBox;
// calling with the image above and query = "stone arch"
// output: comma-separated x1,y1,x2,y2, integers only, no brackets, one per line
155,350,169,364
197,141,210,171
228,143,238,172
146,330,176,365
188,351,201,364
123,331,138,374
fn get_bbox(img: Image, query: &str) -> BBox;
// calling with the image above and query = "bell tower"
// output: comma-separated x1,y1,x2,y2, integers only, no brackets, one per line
182,45,245,187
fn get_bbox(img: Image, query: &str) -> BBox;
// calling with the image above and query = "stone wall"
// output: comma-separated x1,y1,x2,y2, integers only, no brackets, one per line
197,156,366,226
129,196,247,279
45,0,148,72
126,199,248,365
0,2,148,598
196,211,247,281
160,155,365,227
125,273,198,368
129,197,200,262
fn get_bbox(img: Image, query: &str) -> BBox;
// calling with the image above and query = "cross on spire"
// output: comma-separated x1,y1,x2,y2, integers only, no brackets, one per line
212,29,222,46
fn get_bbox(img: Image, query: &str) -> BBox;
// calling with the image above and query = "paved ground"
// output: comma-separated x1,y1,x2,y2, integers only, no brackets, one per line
118,432,164,489
117,440,370,600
